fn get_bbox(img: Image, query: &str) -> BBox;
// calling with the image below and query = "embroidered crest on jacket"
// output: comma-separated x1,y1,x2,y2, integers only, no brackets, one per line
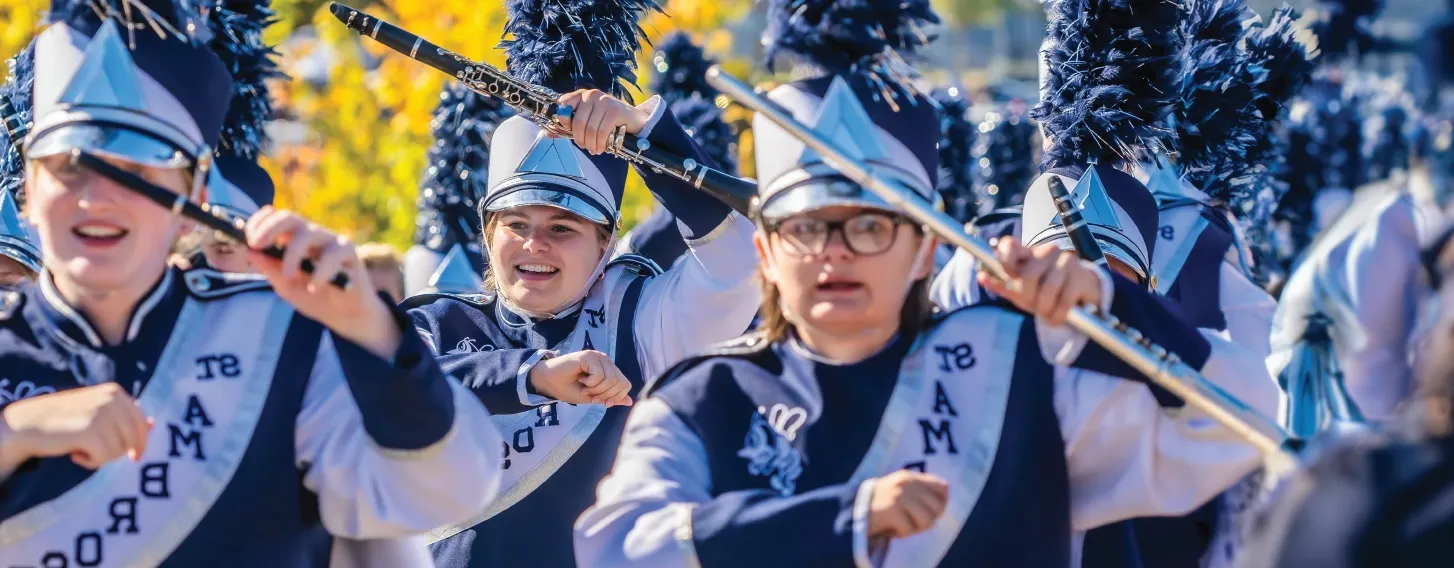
0,379,58,404
737,404,806,497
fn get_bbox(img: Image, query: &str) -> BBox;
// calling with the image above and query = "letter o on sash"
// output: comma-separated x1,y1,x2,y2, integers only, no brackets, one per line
75,532,102,566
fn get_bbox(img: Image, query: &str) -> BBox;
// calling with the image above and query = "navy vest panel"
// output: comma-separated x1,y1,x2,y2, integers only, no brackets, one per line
430,278,648,568
1163,209,1232,332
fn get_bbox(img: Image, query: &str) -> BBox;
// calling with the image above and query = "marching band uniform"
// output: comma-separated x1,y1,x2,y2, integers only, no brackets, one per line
405,2,758,566
576,0,1278,565
1270,172,1446,422
937,2,1284,565
0,4,503,565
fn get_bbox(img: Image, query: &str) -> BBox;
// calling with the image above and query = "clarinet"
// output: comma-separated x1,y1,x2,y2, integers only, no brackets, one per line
1045,175,1109,267
328,3,756,215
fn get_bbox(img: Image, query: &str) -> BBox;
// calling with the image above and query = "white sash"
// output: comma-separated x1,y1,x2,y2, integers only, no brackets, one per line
849,309,1022,568
427,266,641,542
1154,208,1211,295
0,293,294,567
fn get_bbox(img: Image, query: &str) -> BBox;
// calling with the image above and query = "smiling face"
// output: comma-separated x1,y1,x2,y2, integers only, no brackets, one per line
25,154,192,295
756,206,932,339
486,205,610,314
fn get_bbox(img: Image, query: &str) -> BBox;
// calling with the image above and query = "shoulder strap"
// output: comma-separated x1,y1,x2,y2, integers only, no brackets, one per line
399,292,493,312
181,268,272,300
640,332,775,398
608,252,664,278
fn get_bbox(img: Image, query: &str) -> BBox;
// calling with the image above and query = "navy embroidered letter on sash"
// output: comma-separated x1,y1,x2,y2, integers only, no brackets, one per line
933,344,976,372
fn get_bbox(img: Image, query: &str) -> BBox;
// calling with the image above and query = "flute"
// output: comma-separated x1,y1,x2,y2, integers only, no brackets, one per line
328,2,757,215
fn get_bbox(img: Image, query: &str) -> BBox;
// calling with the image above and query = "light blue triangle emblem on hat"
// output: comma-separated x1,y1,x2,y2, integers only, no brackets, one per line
0,190,41,272
517,136,587,181
427,244,482,294
1145,162,1196,203
799,76,888,165
58,21,147,114
1053,167,1125,234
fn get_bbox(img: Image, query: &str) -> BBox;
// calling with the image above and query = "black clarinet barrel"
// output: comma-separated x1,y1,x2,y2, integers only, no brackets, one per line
1046,175,1107,265
329,3,467,78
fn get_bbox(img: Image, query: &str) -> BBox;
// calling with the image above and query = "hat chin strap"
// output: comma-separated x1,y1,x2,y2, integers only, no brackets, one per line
495,231,619,321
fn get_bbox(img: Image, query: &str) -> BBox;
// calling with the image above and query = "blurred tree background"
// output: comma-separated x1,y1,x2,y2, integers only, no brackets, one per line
2,0,1041,249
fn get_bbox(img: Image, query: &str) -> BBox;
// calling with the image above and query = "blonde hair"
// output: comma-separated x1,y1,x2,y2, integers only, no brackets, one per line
358,242,404,272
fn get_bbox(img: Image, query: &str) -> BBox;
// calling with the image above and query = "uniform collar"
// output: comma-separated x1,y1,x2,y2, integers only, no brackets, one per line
37,268,178,349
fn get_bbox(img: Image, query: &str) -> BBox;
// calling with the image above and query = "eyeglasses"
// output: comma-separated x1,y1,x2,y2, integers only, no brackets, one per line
768,212,913,257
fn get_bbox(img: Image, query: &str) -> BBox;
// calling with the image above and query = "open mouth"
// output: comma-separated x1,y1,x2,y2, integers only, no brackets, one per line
72,222,128,247
516,263,560,280
816,278,864,293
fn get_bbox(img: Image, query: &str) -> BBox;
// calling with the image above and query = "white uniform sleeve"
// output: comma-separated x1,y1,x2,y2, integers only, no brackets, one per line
1218,261,1277,363
1057,329,1281,531
574,398,711,568
1337,195,1430,419
632,213,760,378
295,333,505,539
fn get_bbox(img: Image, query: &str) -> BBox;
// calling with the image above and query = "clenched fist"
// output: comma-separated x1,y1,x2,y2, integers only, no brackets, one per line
0,383,153,479
867,470,950,540
528,350,633,407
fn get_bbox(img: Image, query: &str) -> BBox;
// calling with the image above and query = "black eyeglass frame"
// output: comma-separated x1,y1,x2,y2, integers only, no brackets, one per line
763,212,922,257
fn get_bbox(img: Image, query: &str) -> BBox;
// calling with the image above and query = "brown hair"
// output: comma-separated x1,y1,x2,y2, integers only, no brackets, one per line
479,212,616,293
755,271,936,344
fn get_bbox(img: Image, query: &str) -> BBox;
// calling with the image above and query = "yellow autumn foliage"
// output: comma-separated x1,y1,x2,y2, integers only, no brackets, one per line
1,0,754,249
264,0,753,248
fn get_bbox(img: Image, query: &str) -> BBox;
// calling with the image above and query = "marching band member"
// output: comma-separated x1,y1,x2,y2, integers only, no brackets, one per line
1235,224,1454,568
1268,17,1454,425
0,1,503,565
1089,6,1318,566
932,0,1282,564
574,0,1277,566
404,0,758,566
403,84,509,296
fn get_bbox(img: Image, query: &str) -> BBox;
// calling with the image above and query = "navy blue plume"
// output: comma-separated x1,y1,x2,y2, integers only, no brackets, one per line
1032,0,1181,170
762,0,939,97
670,94,737,174
415,82,514,255
1239,5,1317,214
502,0,662,101
47,0,215,44
932,87,976,222
207,0,284,158
973,107,1038,212
1172,0,1255,200
0,45,33,208
650,32,717,105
